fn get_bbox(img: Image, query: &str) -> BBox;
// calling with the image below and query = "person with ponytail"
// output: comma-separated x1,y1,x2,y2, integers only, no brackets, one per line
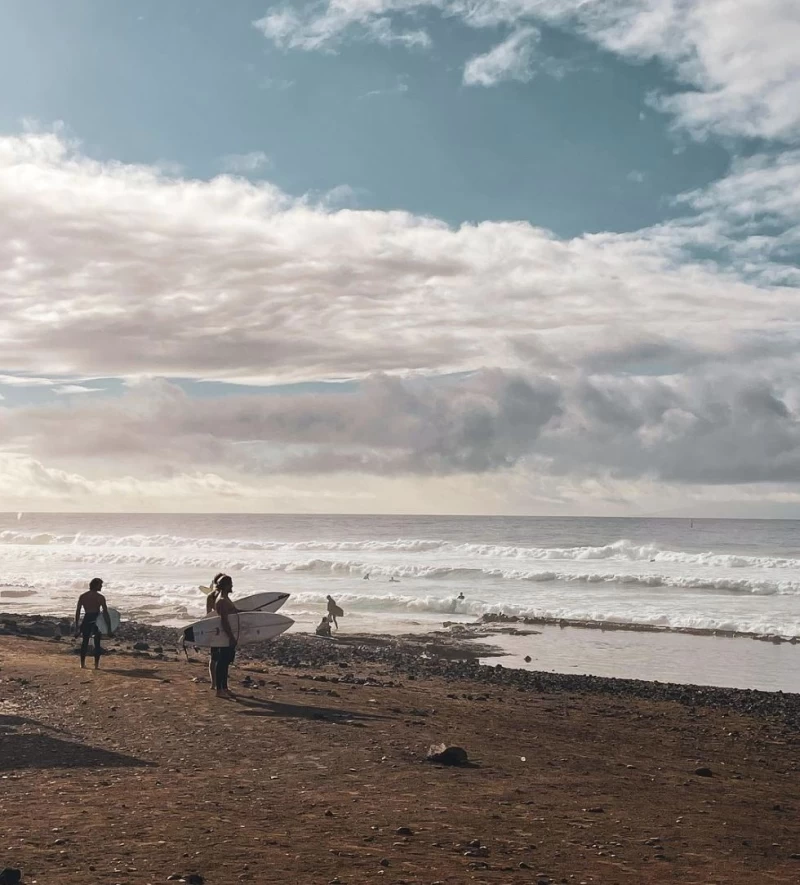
206,572,225,690
213,574,238,699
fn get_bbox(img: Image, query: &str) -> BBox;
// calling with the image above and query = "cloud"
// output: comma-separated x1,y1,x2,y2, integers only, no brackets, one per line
1,129,800,508
2,130,798,389
253,4,432,51
253,1,800,140
463,27,539,87
220,151,271,174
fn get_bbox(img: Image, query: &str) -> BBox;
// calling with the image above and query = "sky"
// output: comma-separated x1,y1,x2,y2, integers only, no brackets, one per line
0,0,799,515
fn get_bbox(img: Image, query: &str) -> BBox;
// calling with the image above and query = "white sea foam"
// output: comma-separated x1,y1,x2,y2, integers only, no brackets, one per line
2,530,800,571
2,520,799,640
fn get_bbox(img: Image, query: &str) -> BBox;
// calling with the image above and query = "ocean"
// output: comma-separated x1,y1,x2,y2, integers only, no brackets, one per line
2,513,799,690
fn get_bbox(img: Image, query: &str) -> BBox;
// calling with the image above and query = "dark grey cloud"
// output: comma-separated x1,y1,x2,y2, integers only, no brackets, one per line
4,368,800,488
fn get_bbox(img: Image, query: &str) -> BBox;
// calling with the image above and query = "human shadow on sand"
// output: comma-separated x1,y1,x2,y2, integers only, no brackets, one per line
0,714,155,771
233,695,391,724
102,668,168,681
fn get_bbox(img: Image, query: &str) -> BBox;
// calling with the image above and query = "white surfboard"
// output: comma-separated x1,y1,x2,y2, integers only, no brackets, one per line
182,611,293,647
198,587,290,613
96,607,121,637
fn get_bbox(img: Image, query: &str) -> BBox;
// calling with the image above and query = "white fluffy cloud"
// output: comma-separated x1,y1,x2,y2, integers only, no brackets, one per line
463,26,539,86
1,130,797,385
255,0,800,140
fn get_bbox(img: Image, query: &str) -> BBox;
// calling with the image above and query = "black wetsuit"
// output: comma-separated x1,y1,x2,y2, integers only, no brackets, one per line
80,612,101,666
215,645,235,691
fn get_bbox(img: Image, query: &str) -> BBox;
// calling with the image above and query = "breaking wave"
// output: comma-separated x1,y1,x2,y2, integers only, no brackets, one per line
2,530,800,571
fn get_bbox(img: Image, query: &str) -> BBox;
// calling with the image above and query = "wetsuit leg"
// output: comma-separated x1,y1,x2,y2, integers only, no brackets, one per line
80,614,99,667
215,646,235,691
80,633,90,667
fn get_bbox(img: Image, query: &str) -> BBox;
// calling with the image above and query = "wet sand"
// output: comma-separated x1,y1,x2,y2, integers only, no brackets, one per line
1,619,800,884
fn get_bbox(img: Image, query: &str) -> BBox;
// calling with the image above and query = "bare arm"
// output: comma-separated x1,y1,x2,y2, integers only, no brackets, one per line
74,596,83,636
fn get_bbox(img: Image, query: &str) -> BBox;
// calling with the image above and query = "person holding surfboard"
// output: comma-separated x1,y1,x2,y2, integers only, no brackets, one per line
214,574,238,699
206,572,225,690
74,577,112,669
326,595,344,630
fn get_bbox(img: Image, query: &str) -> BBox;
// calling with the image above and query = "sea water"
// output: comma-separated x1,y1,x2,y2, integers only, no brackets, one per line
1,513,798,689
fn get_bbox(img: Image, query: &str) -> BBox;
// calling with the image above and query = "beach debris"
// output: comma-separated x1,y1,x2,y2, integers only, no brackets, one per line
694,767,713,777
395,827,413,836
524,655,532,662
0,868,21,885
426,744,469,766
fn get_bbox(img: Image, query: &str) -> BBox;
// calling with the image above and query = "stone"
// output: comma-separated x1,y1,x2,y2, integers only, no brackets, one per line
426,744,469,766
694,767,713,777
133,641,149,651
395,827,413,836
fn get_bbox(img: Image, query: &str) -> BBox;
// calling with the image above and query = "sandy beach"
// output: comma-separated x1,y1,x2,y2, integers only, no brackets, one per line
1,617,799,885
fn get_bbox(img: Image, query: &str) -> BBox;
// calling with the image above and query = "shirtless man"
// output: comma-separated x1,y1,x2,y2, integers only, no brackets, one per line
74,578,112,669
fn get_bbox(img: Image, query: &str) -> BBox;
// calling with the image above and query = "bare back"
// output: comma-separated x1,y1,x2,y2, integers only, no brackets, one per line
79,590,105,615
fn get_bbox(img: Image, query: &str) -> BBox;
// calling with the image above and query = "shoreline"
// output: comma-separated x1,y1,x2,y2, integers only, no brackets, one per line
3,612,799,730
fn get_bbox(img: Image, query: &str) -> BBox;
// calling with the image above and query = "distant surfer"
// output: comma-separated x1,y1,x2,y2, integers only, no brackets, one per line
363,572,370,580
74,577,112,669
326,595,343,630
214,574,238,699
450,592,465,614
316,616,332,638
206,573,225,690
389,576,400,583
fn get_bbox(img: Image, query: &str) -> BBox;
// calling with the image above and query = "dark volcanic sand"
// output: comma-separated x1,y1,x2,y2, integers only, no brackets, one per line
1,616,799,884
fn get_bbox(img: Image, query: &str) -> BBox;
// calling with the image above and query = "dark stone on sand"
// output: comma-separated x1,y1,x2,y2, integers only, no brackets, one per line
427,744,469,766
694,767,713,777
133,641,149,651
395,827,413,836
379,858,390,867
0,870,21,885
524,655,532,663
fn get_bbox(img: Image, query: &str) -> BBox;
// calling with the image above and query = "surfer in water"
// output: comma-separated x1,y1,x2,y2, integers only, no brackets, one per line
206,573,225,690
74,577,112,669
214,574,238,699
326,594,343,630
